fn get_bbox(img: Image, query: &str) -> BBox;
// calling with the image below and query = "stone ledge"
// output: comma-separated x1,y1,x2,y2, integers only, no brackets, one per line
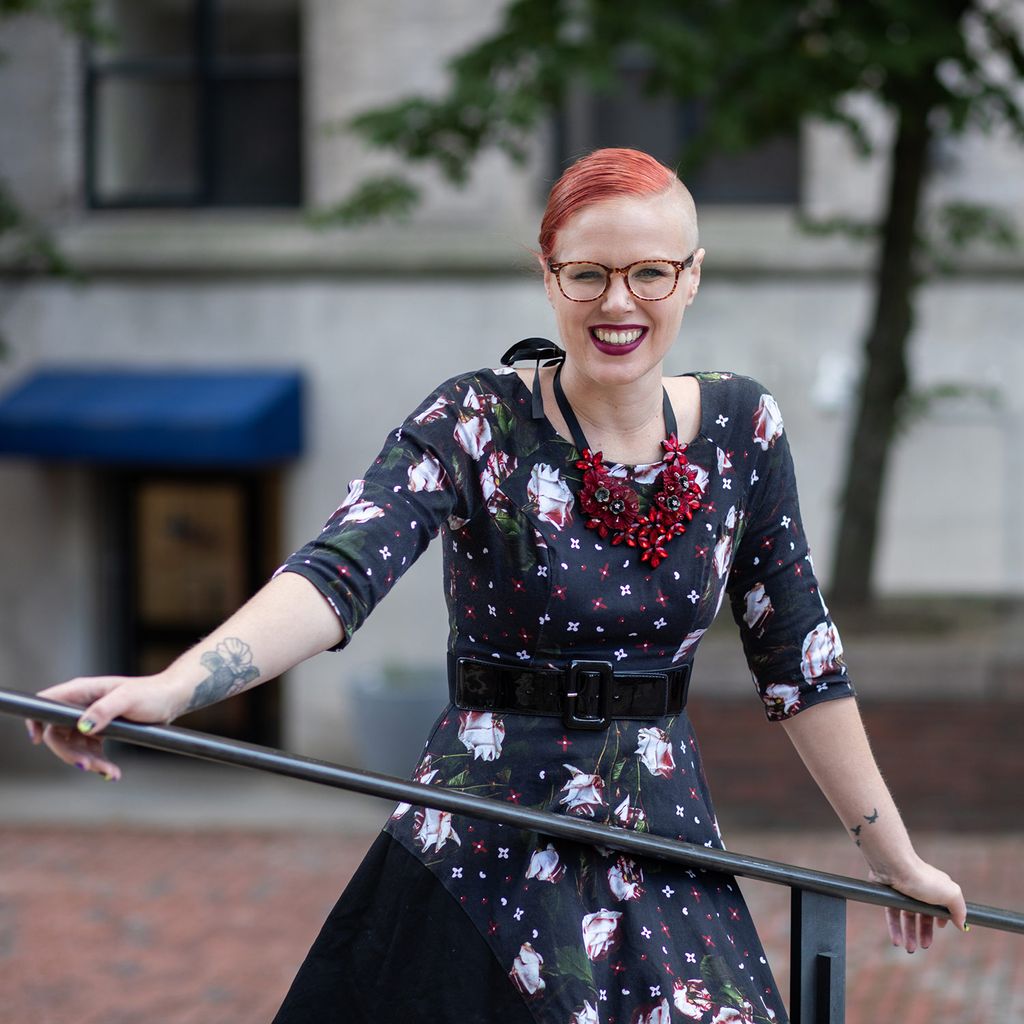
2,207,1022,277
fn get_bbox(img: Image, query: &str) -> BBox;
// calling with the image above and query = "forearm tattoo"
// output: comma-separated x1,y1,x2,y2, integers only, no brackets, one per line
185,638,261,712
849,807,879,846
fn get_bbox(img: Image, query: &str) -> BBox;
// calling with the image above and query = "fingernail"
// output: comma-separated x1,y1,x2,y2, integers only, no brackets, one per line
77,718,96,735
75,761,87,771
963,924,970,933
103,772,119,782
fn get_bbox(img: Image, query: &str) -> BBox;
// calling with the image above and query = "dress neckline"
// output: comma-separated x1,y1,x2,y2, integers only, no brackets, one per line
493,366,710,471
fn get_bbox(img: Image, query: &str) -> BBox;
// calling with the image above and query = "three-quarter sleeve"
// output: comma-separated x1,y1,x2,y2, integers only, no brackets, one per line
725,387,855,721
276,373,485,649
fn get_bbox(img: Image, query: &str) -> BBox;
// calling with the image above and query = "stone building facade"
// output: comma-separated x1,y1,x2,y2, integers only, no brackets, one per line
1,1,1022,765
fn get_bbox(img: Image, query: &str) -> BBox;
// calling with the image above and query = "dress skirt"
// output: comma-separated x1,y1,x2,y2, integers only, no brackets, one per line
271,705,789,1024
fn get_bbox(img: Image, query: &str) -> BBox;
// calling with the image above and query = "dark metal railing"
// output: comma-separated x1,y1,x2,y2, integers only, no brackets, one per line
3,687,1022,1024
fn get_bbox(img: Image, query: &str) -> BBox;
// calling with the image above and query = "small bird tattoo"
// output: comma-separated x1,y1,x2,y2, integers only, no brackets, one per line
850,824,862,837
864,808,879,824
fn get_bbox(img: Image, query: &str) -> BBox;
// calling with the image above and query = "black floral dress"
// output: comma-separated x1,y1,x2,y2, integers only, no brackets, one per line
272,364,854,1024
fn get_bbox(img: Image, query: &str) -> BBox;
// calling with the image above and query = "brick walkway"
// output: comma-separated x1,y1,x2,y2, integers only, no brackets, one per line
1,826,1019,1023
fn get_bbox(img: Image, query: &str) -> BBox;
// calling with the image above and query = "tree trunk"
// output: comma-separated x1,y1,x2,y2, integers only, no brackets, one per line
828,96,934,609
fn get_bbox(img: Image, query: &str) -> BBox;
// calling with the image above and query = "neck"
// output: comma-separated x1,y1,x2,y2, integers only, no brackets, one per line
559,361,664,436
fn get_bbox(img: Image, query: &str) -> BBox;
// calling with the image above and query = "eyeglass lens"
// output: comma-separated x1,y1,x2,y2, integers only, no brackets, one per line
558,262,679,301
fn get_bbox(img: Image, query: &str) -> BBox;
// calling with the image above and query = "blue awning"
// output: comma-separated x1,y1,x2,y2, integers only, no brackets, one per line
0,368,304,466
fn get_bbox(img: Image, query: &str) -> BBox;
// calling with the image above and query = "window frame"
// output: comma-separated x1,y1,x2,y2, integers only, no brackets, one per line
83,0,302,210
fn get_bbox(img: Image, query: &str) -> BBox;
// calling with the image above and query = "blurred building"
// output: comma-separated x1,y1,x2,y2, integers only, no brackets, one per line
1,1,1022,767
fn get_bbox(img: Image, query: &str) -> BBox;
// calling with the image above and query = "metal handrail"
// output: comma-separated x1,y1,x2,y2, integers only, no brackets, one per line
3,686,1021,936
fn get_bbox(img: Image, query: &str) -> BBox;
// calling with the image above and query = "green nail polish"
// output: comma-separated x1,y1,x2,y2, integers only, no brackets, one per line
103,772,117,782
963,924,970,932
77,718,96,735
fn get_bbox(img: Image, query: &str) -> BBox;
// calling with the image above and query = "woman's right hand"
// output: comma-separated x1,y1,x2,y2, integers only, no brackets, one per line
25,674,184,780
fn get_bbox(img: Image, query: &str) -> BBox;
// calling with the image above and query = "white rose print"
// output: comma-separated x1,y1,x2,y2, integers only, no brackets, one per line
527,463,575,530
635,727,676,779
607,856,644,901
632,997,672,1023
571,1000,599,1024
743,582,774,638
335,478,385,525
509,941,545,995
673,628,707,664
801,621,845,683
752,393,784,450
412,807,461,854
457,710,505,761
711,1003,756,1024
407,453,448,492
581,908,622,961
480,449,517,515
712,506,739,579
673,979,715,1020
411,395,450,424
525,843,565,883
762,682,801,719
453,385,497,460
558,764,606,817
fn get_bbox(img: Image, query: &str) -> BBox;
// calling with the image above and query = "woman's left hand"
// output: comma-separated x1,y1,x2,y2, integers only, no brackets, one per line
868,859,967,953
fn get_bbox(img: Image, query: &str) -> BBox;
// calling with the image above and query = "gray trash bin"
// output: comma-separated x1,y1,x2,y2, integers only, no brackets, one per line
350,665,447,778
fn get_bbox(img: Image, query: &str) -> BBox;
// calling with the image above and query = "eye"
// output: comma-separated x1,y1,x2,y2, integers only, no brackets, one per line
567,266,605,282
631,264,671,280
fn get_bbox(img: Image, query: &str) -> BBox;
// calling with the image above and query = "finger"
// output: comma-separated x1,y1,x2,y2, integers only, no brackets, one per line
41,724,121,780
949,885,969,933
37,677,115,708
919,914,934,949
901,910,917,953
75,687,138,737
25,719,42,745
884,906,902,947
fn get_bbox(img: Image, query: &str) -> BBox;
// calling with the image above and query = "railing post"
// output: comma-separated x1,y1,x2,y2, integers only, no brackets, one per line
790,887,846,1024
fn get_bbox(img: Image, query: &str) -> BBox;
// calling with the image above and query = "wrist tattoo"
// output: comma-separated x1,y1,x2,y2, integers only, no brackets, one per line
849,807,879,846
185,638,261,712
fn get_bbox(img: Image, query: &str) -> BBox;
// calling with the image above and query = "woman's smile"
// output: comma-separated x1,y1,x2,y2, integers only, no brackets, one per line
588,324,648,354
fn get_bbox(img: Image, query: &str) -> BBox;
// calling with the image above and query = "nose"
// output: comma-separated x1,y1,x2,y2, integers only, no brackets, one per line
601,271,635,313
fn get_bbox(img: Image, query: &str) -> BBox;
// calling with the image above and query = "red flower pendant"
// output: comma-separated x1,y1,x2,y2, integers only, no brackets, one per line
576,435,703,568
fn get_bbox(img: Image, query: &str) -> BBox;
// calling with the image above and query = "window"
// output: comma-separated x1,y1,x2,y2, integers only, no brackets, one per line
85,0,302,208
554,56,800,205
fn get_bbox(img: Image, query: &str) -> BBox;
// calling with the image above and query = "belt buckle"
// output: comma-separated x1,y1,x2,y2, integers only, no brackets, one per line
564,660,613,730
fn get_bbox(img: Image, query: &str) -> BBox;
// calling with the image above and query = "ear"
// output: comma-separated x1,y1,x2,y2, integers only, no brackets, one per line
684,248,705,307
539,253,556,307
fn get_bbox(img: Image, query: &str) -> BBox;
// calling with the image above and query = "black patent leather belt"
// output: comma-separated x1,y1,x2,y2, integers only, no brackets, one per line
448,654,692,731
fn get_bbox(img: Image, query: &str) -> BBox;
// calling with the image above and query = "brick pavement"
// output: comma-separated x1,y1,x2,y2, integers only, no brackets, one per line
688,698,1023,832
1,825,1019,1024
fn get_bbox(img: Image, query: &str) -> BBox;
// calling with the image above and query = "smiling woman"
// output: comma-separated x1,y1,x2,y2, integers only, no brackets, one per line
29,148,966,1024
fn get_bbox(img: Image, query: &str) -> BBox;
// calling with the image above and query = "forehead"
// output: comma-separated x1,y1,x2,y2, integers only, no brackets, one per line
553,192,695,263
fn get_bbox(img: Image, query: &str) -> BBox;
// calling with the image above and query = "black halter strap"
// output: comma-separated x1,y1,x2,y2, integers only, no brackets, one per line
501,337,678,452
501,338,567,420
552,363,677,455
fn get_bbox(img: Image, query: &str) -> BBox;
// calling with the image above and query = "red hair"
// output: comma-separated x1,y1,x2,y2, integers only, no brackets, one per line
539,148,680,262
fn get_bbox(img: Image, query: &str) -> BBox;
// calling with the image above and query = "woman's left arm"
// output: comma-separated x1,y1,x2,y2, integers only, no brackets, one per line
782,697,968,951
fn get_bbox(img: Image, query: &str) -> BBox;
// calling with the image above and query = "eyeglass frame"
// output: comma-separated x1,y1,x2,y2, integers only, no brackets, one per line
546,252,697,303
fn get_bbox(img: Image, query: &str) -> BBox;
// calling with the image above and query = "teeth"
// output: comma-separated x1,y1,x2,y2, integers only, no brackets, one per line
593,328,643,345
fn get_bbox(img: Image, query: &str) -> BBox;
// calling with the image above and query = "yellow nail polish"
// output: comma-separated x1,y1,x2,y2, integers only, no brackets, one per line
77,718,96,735
963,924,970,933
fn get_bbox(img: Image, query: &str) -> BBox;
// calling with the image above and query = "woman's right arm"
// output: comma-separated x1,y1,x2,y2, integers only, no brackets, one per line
26,571,342,779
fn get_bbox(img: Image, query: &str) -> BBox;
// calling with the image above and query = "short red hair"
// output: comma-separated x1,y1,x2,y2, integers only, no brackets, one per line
539,148,681,261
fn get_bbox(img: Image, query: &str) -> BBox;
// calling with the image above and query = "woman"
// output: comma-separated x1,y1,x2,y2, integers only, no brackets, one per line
27,148,966,1024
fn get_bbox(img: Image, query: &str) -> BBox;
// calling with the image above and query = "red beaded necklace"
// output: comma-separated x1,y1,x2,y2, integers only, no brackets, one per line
553,362,704,569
